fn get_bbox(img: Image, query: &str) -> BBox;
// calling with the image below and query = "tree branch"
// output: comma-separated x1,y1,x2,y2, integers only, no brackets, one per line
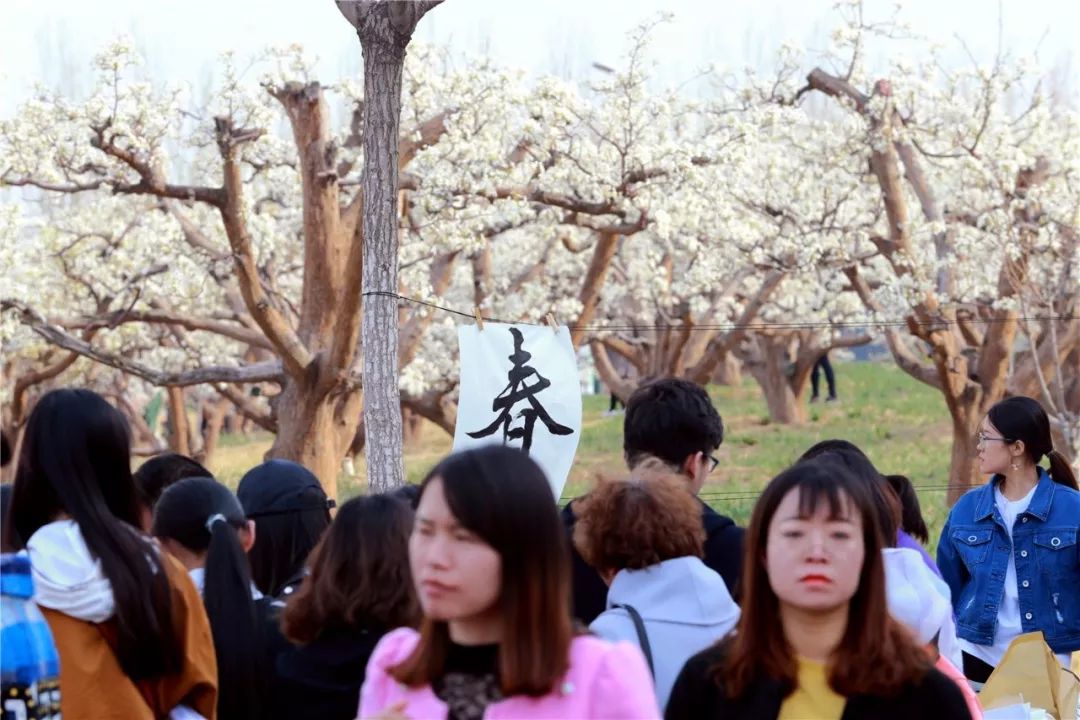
64,309,273,350
3,300,284,387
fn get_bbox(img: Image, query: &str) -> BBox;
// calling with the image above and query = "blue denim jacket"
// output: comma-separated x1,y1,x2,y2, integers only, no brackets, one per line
937,469,1080,655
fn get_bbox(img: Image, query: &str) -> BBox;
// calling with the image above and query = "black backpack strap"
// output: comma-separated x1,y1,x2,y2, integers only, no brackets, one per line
612,603,654,678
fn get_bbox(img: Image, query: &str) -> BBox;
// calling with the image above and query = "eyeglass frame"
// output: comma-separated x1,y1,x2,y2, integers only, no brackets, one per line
705,453,720,473
976,432,1013,445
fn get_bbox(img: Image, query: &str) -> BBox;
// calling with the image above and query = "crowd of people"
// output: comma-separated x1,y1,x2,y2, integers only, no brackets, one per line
1,380,1078,719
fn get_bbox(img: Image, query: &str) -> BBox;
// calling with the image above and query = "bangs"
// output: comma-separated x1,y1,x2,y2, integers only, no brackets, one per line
795,471,855,522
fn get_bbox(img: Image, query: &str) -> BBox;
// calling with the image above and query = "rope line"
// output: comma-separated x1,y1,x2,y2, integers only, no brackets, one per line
361,291,1078,333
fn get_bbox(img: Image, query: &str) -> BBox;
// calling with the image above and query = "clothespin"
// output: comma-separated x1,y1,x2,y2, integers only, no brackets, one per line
473,306,485,332
545,313,558,333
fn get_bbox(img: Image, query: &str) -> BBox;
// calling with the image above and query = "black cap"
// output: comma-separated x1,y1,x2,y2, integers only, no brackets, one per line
237,459,334,518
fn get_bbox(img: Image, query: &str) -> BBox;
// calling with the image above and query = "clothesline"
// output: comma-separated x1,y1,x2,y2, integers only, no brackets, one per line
360,290,1078,333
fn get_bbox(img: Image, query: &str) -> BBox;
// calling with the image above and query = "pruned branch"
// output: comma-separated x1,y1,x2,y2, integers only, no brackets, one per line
213,383,277,432
64,309,273,350
3,300,284,388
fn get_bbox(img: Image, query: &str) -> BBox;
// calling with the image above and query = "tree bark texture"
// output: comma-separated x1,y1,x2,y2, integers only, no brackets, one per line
348,0,441,492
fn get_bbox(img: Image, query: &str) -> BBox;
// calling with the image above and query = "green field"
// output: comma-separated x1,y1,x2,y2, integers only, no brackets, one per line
208,361,959,547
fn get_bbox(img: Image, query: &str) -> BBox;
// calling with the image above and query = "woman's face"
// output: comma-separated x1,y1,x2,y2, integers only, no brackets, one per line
976,417,1017,476
410,477,501,622
765,487,865,613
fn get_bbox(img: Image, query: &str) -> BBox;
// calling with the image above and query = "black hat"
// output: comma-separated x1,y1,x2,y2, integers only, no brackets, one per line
237,459,334,518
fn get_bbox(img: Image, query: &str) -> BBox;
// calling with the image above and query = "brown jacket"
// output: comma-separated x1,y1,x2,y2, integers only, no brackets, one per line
41,552,217,719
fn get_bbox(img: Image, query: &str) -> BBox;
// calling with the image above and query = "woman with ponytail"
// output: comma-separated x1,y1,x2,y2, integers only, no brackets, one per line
7,389,217,719
154,476,287,720
938,395,1080,685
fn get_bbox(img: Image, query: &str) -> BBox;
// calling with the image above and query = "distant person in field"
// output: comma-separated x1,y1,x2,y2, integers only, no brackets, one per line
938,396,1080,685
809,351,837,403
574,460,740,712
562,377,744,624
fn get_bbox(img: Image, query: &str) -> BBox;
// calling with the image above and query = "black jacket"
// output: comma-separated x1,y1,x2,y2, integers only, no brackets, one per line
270,625,386,720
562,496,745,624
665,642,972,720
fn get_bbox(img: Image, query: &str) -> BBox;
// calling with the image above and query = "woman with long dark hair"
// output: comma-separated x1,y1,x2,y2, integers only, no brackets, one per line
153,476,280,720
276,494,419,719
359,445,658,719
7,388,216,719
666,459,970,720
237,460,333,599
938,395,1080,685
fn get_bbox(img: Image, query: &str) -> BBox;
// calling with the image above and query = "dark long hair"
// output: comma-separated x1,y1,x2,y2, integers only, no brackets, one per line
7,388,181,679
282,494,420,644
391,446,573,697
237,461,331,597
718,458,931,699
153,476,264,720
799,439,901,546
988,396,1078,490
885,474,930,545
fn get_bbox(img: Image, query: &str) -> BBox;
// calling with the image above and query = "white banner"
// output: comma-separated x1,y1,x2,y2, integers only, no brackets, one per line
453,322,582,500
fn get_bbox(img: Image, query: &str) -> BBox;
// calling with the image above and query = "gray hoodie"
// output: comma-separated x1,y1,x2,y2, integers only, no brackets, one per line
589,556,740,712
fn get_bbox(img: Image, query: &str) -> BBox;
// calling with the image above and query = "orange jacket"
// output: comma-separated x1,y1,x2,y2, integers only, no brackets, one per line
41,552,217,720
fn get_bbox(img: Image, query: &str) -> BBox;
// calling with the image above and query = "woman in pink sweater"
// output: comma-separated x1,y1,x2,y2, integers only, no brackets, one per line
359,446,658,720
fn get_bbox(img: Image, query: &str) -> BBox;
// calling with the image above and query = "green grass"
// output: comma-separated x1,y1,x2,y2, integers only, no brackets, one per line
207,361,956,546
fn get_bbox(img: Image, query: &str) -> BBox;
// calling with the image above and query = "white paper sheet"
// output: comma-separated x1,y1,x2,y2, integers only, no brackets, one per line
454,322,582,499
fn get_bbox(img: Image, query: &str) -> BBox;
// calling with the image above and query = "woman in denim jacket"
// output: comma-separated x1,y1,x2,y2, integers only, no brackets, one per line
937,396,1080,684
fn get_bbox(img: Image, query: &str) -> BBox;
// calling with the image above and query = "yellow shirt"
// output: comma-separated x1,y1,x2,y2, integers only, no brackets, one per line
777,657,846,720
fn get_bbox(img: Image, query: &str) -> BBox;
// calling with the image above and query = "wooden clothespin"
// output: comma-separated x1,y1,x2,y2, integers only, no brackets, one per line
545,313,558,333
473,306,485,331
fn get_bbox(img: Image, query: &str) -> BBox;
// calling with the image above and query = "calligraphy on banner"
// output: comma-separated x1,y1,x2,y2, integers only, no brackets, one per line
454,322,582,499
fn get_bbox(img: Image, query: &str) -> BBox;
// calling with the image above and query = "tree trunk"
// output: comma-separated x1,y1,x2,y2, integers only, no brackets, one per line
166,386,191,456
712,352,742,386
345,0,441,493
947,406,983,505
269,379,363,499
739,334,808,425
760,380,805,424
197,398,230,468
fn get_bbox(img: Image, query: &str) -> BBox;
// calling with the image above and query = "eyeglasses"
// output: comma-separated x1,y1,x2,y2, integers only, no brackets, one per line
976,432,1012,445
706,454,720,473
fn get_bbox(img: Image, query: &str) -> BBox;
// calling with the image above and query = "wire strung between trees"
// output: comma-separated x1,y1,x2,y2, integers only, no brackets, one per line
363,288,1064,502
360,290,1078,333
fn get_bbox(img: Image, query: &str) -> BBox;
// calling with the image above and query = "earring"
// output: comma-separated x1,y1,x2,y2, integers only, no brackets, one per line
1010,459,1020,471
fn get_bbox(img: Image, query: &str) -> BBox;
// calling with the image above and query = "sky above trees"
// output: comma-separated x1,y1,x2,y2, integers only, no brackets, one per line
2,0,1077,115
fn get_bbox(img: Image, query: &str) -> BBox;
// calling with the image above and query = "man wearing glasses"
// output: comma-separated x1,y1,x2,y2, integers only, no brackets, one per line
561,377,744,624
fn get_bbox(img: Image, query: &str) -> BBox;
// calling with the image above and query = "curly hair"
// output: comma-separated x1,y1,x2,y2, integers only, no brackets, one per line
573,459,705,574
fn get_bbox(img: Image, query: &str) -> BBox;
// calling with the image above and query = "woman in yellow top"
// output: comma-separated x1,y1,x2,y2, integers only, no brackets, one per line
665,456,973,720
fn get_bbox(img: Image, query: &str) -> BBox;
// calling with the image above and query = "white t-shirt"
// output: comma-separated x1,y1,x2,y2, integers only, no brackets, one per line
961,484,1070,668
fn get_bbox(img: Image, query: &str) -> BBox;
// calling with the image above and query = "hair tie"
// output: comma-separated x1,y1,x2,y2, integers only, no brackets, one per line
205,513,228,533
